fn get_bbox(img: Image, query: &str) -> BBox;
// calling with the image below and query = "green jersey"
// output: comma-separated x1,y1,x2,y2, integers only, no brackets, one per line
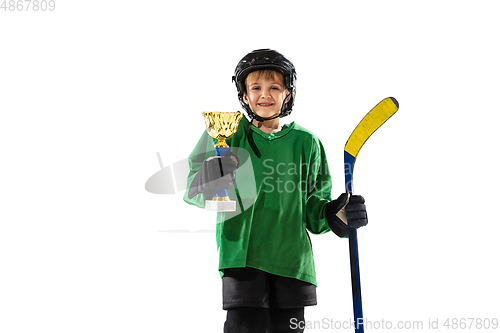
183,115,334,286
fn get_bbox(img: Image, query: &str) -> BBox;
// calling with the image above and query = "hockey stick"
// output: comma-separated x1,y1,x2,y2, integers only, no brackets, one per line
344,97,399,333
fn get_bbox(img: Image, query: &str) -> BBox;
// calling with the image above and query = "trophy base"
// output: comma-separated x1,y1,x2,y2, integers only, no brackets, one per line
205,200,236,212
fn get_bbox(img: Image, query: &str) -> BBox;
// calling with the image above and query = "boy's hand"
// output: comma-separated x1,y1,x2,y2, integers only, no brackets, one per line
346,195,368,228
187,152,239,199
325,193,368,237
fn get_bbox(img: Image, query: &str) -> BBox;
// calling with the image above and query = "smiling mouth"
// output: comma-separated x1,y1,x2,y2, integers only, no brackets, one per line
258,103,274,107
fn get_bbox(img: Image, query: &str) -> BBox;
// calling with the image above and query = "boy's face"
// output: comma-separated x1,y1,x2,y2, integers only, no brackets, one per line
243,71,290,120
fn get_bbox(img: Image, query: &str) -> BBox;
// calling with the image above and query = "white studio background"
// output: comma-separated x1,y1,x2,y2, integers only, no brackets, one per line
1,1,499,332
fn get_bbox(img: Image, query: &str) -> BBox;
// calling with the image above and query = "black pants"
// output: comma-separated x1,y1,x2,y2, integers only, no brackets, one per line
222,268,315,332
223,267,317,309
224,307,305,333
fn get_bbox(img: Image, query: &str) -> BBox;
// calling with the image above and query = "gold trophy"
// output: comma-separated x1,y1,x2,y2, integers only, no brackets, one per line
201,111,243,212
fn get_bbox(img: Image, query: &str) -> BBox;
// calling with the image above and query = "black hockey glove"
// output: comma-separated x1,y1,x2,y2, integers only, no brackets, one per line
325,193,368,238
346,195,368,228
187,152,239,199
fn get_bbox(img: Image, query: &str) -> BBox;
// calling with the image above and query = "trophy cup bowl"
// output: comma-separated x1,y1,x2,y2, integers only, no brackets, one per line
201,111,243,212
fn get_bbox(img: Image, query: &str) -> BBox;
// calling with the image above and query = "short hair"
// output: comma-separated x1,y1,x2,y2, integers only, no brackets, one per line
244,69,285,93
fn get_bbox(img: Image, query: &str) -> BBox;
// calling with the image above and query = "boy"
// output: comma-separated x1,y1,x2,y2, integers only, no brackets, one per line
184,49,368,333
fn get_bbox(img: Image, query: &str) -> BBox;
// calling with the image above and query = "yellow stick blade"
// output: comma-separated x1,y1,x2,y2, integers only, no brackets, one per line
344,97,399,158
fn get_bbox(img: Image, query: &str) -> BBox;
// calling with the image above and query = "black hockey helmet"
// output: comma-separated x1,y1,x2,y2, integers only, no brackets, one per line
232,49,297,122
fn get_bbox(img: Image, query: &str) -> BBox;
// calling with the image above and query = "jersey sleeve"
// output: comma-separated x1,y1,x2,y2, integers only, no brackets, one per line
305,137,333,235
182,130,216,208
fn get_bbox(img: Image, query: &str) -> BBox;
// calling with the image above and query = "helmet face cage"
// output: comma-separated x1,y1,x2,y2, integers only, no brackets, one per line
232,49,296,121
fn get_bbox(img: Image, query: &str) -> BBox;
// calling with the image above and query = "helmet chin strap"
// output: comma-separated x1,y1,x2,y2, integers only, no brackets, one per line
249,93,291,123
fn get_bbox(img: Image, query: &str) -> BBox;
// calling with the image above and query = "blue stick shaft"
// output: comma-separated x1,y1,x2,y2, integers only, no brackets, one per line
344,151,364,333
